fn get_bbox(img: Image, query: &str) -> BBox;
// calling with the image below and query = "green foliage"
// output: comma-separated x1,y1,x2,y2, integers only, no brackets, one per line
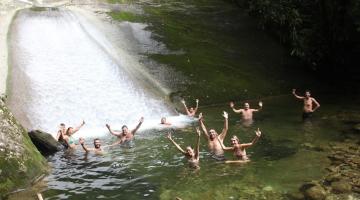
240,0,360,76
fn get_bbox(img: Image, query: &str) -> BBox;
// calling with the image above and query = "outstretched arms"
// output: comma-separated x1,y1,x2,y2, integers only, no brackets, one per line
198,113,209,139
252,101,263,112
106,124,121,136
230,102,243,113
132,117,144,135
181,99,191,116
292,89,304,99
195,127,201,159
73,120,85,134
217,135,233,151
219,111,229,140
241,128,261,148
167,132,186,155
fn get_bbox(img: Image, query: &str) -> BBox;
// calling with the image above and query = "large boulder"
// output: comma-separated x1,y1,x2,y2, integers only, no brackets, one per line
300,183,327,200
28,130,62,155
0,98,48,198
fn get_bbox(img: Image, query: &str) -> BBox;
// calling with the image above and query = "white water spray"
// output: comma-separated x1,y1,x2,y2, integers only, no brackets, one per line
8,8,191,138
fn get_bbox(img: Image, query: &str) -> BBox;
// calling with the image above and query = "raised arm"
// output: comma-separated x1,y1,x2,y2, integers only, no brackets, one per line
166,132,186,155
292,89,304,100
241,128,261,148
219,111,229,140
312,98,320,112
106,124,121,136
195,127,201,159
230,101,242,113
181,99,191,116
194,99,199,113
217,135,233,151
198,113,209,139
73,120,85,134
79,138,90,152
252,101,263,112
131,117,144,135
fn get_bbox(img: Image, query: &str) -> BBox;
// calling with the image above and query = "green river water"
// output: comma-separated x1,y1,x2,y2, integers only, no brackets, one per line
8,0,360,199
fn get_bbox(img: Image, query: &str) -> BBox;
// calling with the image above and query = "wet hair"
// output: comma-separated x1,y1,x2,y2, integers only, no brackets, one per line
121,125,128,129
231,135,240,142
93,138,100,143
60,123,65,126
305,90,311,93
66,127,73,135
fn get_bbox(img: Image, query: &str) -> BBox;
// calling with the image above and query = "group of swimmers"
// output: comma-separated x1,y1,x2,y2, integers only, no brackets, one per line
54,89,320,169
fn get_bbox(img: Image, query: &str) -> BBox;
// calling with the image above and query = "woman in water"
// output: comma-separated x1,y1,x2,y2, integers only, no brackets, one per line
219,128,261,163
62,120,85,149
166,128,201,169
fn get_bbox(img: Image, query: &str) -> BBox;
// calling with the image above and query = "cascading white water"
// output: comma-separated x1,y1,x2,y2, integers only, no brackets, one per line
8,8,190,138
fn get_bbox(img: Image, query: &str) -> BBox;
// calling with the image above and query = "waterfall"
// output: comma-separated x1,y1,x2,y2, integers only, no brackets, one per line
8,8,188,138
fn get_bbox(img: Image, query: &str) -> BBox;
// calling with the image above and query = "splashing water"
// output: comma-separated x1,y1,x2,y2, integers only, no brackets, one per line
8,8,189,138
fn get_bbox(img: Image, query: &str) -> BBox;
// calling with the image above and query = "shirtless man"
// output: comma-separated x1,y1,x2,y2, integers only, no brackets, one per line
230,101,263,122
106,117,144,147
79,138,104,154
181,99,199,117
166,128,201,169
292,89,320,119
198,111,228,160
219,128,261,164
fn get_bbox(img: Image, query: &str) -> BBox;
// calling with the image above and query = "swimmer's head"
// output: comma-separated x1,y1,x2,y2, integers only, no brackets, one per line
122,125,129,134
189,107,194,112
186,146,195,157
66,127,73,135
59,123,66,131
305,90,311,97
209,129,218,140
93,138,101,149
231,135,240,145
161,117,166,124
244,103,250,109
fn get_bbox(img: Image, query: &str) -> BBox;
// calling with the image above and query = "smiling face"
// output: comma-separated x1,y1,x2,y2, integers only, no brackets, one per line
122,125,129,135
231,136,239,146
305,91,311,98
93,139,101,149
59,123,65,132
186,146,195,157
244,103,250,110
66,127,74,136
209,129,218,140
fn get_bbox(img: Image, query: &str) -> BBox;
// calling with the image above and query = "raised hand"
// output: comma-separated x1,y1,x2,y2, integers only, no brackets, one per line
230,101,234,108
181,99,186,104
292,89,296,94
79,137,85,145
105,124,110,129
196,99,199,103
222,111,228,119
196,127,201,136
259,101,263,107
255,128,261,137
139,117,144,123
82,120,85,125
198,112,203,120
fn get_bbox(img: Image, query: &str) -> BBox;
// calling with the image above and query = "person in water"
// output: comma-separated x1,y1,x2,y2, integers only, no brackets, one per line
79,137,104,154
229,101,263,123
198,111,228,160
292,89,320,119
181,99,199,117
219,128,262,164
55,123,66,141
166,127,201,169
62,120,85,149
106,117,144,147
160,117,172,126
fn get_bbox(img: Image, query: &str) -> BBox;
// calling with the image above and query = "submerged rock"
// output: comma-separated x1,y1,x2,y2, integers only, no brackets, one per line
28,130,61,155
331,181,352,194
300,183,327,200
0,99,48,197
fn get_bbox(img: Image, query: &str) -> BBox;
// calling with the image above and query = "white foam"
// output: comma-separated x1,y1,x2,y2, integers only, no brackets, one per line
8,8,187,137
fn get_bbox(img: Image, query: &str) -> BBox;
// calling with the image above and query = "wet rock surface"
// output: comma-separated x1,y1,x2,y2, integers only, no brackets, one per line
28,130,62,155
0,98,48,197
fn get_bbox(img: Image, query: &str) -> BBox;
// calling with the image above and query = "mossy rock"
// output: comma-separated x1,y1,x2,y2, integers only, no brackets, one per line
0,99,48,198
28,130,62,156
